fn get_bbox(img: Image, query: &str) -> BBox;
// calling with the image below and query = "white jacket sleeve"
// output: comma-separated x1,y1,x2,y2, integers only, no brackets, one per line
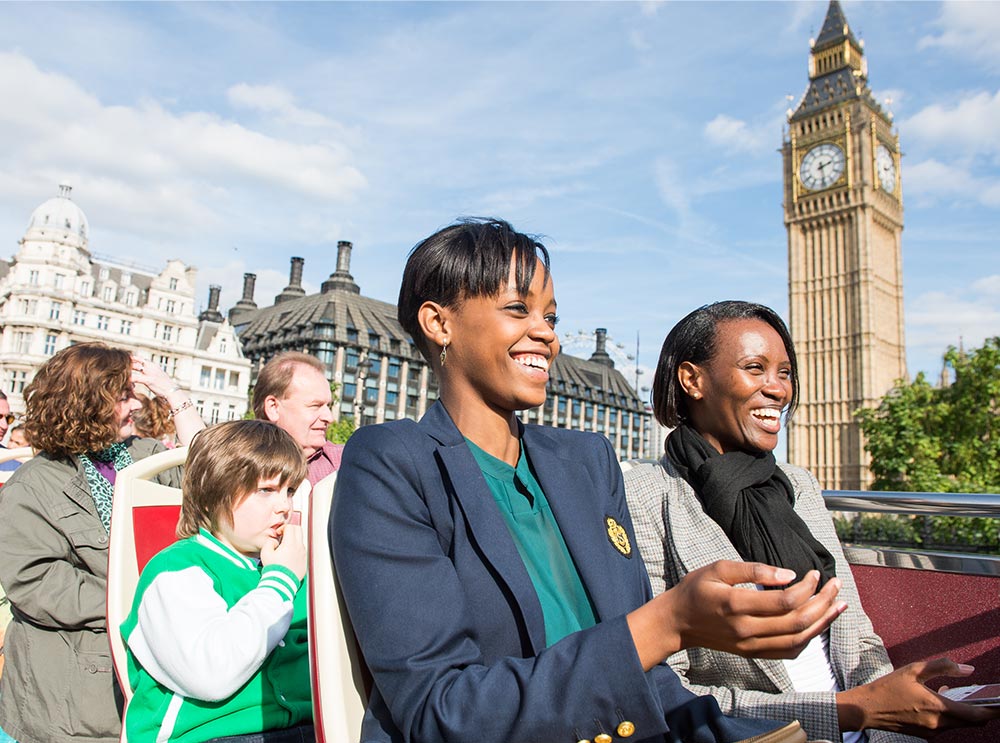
126,565,298,701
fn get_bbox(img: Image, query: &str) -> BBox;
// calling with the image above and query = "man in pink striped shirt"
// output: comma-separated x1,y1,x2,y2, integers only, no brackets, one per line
253,352,343,486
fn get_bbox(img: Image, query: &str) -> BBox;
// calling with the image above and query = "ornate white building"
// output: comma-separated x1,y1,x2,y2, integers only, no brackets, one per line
0,183,251,422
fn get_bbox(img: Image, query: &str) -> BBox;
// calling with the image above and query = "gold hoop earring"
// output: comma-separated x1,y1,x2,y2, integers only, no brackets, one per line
440,341,449,367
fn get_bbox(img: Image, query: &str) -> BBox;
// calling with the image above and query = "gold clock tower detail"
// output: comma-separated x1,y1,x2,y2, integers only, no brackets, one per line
782,0,906,490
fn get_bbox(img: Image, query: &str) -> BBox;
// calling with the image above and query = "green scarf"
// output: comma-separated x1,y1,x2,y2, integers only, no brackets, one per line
81,442,134,532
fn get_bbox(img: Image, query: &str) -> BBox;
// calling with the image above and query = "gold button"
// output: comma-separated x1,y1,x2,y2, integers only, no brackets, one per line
595,735,612,743
617,720,636,738
576,739,591,743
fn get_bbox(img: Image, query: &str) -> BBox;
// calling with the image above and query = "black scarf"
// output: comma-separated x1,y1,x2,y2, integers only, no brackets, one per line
666,424,836,589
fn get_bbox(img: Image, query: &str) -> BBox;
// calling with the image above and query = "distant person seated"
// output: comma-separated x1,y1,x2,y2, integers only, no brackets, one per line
122,419,312,743
132,392,177,449
254,351,342,485
7,425,29,451
0,390,12,444
625,301,1000,743
0,392,17,473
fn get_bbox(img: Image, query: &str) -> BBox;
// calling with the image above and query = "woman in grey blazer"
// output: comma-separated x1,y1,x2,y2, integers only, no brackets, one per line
624,301,998,743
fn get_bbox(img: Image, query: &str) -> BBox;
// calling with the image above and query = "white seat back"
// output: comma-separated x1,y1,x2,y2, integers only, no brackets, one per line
308,471,369,741
107,446,187,709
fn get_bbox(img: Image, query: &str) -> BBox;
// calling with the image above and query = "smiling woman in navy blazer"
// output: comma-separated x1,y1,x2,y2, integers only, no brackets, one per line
331,219,845,743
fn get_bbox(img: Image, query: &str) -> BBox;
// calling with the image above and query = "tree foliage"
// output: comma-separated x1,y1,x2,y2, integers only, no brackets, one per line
856,337,1000,493
847,338,1000,554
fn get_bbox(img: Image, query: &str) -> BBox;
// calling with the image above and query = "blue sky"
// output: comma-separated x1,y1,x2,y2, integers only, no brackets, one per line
1,1,997,393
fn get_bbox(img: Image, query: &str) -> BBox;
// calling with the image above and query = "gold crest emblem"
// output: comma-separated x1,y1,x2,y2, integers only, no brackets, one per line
605,515,632,558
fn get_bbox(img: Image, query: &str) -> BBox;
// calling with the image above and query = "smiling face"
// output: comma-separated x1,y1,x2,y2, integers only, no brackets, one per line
215,474,294,558
682,318,793,455
263,364,333,458
438,258,559,420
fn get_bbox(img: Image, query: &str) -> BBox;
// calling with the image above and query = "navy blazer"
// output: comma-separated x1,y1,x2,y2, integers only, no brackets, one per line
331,402,778,743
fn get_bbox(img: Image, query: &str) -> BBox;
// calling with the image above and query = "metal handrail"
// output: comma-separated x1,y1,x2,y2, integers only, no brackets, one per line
822,490,1000,518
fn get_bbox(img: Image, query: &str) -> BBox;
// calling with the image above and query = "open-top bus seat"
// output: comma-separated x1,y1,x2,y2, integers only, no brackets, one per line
308,471,369,741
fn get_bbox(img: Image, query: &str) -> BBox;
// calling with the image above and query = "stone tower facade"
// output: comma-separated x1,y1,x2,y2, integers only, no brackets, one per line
782,0,906,490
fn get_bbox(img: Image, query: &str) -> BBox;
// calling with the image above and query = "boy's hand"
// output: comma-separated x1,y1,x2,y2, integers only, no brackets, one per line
260,523,307,581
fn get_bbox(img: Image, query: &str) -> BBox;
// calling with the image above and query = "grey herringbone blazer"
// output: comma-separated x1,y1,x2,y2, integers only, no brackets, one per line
624,456,924,743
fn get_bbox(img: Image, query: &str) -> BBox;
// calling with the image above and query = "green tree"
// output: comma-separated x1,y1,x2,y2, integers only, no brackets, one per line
856,337,1000,493
849,337,1000,553
326,418,355,444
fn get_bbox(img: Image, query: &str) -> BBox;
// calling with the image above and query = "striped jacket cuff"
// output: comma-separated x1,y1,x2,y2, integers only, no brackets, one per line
259,564,302,602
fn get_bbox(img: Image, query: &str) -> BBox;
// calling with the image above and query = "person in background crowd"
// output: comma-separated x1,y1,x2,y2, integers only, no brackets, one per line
332,219,845,743
7,426,28,451
0,343,184,743
0,391,12,444
132,392,177,449
625,300,1000,743
122,420,311,743
254,351,342,485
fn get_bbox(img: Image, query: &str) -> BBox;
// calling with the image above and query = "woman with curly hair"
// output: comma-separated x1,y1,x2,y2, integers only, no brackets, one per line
0,343,187,743
132,392,177,449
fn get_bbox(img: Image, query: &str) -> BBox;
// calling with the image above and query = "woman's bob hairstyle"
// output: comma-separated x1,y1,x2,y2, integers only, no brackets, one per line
23,342,133,457
397,218,551,362
651,300,799,429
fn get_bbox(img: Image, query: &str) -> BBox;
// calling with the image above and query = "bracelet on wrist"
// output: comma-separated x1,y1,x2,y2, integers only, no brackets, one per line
169,399,194,419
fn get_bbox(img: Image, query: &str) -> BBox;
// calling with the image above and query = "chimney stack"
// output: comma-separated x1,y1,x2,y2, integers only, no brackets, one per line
322,240,360,294
228,272,258,322
199,284,224,323
589,328,614,368
275,257,307,304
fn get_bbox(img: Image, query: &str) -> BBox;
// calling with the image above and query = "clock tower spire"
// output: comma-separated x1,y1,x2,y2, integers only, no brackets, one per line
782,0,906,489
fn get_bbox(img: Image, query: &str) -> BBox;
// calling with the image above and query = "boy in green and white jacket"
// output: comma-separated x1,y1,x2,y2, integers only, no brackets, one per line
122,420,312,743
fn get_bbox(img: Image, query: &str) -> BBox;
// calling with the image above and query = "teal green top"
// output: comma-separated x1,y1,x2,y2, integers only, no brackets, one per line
466,438,596,646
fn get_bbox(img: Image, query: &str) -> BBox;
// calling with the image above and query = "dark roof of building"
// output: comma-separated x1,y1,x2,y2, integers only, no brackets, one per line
790,1,887,123
814,0,858,51
232,288,422,362
549,352,644,412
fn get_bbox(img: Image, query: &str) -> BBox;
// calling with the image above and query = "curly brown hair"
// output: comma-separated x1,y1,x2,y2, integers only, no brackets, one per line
24,343,133,457
132,393,176,440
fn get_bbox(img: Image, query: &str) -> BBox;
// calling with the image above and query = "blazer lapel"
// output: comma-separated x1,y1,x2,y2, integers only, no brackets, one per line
420,404,547,655
524,427,631,623
662,457,793,692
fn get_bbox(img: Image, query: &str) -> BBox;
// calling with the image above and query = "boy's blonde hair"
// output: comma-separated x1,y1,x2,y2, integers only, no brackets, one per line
178,420,307,538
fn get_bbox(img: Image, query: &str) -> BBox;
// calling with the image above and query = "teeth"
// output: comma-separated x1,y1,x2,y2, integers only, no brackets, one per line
752,409,780,420
513,354,548,371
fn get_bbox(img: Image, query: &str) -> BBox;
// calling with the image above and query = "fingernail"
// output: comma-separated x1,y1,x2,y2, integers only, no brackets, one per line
959,664,975,672
775,568,796,582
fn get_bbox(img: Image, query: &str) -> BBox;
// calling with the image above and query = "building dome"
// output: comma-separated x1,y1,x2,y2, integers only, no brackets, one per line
25,182,89,247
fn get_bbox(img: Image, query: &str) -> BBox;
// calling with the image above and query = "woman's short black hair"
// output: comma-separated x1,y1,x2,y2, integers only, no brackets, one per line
652,300,799,428
397,218,551,361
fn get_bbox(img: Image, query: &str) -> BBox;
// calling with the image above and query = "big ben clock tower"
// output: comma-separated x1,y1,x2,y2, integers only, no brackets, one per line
783,0,906,490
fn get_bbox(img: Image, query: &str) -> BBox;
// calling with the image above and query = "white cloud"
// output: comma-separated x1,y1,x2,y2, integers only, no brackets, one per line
904,158,1000,208
902,89,1000,156
0,51,367,241
703,114,770,153
654,157,692,220
919,1,1000,72
226,82,357,135
906,274,1000,376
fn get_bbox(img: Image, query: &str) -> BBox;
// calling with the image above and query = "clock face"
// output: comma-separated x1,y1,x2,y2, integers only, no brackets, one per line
799,143,846,191
876,144,896,193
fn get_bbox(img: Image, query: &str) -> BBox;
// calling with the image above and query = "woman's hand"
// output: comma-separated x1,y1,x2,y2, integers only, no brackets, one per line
837,658,1000,734
260,523,307,581
628,559,846,670
131,355,206,445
